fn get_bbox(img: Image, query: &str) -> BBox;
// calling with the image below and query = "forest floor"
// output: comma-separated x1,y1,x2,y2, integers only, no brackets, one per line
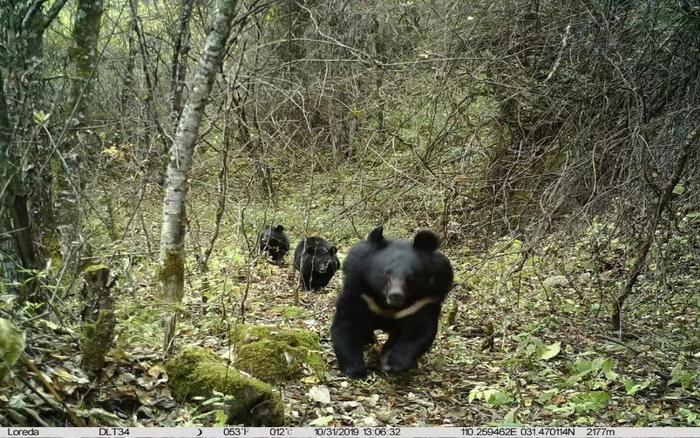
107,232,699,427
3,180,699,427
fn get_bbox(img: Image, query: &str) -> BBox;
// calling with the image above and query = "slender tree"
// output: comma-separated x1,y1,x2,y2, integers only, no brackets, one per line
171,0,195,123
159,0,241,352
54,0,105,267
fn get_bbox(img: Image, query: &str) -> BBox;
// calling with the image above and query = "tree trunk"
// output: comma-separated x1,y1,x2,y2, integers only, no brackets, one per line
120,0,138,117
171,0,195,123
55,0,105,270
160,0,241,352
80,263,115,376
0,71,41,299
0,1,69,294
68,0,105,124
611,125,700,330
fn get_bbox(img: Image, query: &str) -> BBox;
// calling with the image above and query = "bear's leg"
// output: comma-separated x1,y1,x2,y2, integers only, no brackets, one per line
331,317,372,379
380,311,439,373
274,251,286,266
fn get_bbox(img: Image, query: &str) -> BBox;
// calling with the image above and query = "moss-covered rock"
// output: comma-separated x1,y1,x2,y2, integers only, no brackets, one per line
165,347,284,426
230,324,320,349
230,324,325,383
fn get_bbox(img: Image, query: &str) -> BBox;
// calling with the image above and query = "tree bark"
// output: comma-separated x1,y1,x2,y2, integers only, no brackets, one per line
0,71,40,299
0,1,69,293
55,0,105,270
611,125,700,330
160,0,241,352
120,0,138,116
68,0,105,124
171,0,195,123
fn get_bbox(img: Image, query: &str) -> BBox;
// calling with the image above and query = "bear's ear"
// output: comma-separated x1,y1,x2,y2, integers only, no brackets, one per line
329,246,338,255
413,230,440,252
275,225,285,232
367,226,385,245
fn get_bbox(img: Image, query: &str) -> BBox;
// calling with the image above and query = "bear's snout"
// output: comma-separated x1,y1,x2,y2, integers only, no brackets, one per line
387,290,405,307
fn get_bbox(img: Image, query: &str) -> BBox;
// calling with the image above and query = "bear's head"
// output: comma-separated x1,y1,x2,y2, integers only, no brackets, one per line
365,226,441,308
305,243,338,274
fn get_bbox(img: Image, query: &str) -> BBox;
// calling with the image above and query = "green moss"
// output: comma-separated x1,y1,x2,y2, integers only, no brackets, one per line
42,232,63,270
166,347,284,426
229,324,325,383
160,250,184,279
272,305,309,319
235,339,325,383
159,249,185,298
230,324,320,350
80,309,116,375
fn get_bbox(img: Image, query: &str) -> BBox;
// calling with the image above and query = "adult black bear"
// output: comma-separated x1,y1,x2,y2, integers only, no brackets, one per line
258,225,290,266
293,237,340,290
331,226,453,379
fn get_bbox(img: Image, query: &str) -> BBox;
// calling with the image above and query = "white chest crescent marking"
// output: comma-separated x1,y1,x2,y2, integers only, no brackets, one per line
361,294,437,319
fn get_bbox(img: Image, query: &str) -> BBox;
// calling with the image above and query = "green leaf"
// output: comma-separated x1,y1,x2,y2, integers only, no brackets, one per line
468,386,483,403
538,389,558,403
670,365,697,390
469,386,513,406
32,110,51,125
571,391,610,413
539,342,561,361
485,389,514,406
623,378,649,395
672,184,685,195
83,263,109,273
601,358,618,381
500,409,521,426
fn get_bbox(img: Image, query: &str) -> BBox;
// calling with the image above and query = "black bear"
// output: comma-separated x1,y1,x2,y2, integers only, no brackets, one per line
293,237,341,290
331,226,453,379
258,225,290,266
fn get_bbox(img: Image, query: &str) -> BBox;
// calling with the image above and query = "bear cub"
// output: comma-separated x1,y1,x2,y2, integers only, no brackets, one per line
331,226,453,379
258,225,290,266
293,237,340,290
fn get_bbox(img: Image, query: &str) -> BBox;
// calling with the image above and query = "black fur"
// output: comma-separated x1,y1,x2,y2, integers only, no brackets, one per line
293,237,340,290
331,227,453,379
258,225,290,266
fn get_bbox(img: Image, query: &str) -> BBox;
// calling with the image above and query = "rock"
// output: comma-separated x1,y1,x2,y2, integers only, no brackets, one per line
230,324,325,383
165,347,284,426
308,385,331,404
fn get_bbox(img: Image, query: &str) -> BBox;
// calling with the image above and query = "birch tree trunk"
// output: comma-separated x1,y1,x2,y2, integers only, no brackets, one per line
171,0,195,123
160,0,241,352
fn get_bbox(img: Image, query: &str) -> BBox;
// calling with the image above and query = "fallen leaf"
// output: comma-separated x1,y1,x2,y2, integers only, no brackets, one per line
309,415,334,426
308,385,331,404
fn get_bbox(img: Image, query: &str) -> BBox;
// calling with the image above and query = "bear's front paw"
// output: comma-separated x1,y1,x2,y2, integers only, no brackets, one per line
343,366,368,379
380,352,417,373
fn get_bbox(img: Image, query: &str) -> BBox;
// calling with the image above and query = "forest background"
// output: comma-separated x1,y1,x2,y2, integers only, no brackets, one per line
0,0,699,427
